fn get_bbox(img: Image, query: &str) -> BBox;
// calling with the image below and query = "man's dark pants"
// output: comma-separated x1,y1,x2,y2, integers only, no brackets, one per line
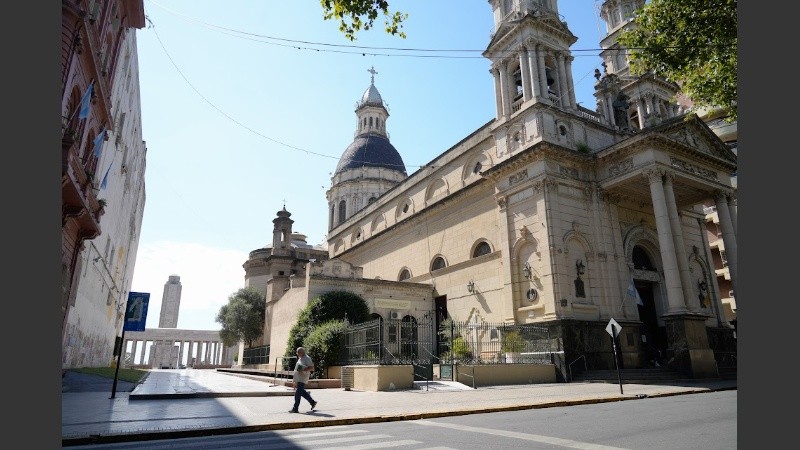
293,381,315,410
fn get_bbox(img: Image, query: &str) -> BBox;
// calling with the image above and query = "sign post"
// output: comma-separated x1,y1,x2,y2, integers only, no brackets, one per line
605,318,624,394
111,292,150,399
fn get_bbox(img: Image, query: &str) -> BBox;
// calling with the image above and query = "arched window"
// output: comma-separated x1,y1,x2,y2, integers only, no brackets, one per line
338,200,346,225
473,242,491,258
431,256,446,271
633,245,656,271
398,269,411,281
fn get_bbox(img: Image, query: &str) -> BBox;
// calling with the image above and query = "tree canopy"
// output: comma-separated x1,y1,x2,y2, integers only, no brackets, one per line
618,0,737,121
215,287,266,347
319,0,407,41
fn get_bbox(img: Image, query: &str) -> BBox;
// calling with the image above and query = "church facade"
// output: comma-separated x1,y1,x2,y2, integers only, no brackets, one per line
254,0,737,380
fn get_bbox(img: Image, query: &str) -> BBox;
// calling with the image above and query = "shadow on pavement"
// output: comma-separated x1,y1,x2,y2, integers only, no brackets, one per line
61,370,137,393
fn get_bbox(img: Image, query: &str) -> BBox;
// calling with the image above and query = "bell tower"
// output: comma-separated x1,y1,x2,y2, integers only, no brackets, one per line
484,0,578,121
593,0,683,131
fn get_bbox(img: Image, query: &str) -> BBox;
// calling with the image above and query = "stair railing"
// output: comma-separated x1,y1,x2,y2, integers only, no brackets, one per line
568,354,587,382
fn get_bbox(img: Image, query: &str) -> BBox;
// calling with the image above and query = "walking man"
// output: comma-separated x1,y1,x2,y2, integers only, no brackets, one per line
290,347,317,413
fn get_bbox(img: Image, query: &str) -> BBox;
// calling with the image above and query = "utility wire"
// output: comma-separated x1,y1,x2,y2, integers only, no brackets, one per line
146,0,733,59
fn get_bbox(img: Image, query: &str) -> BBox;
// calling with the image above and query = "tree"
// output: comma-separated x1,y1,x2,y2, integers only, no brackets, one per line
617,0,737,121
215,287,266,348
319,0,407,41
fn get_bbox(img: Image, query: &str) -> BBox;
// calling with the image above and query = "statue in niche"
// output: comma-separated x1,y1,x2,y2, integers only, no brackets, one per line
574,259,586,298
612,93,631,130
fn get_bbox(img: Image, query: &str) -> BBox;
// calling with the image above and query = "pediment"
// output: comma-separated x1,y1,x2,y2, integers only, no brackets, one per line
660,115,736,163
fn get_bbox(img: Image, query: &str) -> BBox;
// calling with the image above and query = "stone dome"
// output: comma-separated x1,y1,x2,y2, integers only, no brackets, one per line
335,134,406,175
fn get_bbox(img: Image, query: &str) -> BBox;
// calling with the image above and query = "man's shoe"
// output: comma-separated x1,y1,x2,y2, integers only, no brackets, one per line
310,401,317,411
289,409,299,413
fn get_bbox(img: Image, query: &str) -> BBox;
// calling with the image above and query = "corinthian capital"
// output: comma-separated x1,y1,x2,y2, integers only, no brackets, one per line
643,168,665,184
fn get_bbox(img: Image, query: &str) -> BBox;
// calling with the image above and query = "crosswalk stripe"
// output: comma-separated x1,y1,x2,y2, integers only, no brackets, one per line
303,433,395,446
318,439,421,450
414,420,629,450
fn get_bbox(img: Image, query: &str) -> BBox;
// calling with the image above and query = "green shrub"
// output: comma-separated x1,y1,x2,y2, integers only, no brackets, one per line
301,320,347,378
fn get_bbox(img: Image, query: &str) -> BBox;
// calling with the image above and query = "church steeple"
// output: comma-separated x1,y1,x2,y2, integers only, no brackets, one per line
593,0,683,131
271,205,294,254
484,0,578,120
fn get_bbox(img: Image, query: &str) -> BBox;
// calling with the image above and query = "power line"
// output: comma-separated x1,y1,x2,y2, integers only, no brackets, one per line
146,0,732,60
145,15,608,171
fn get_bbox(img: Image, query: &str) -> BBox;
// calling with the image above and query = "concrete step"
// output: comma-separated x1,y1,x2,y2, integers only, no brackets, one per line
571,368,687,383
413,380,475,391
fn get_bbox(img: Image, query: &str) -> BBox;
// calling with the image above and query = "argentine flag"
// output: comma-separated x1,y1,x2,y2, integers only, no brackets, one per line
627,279,644,306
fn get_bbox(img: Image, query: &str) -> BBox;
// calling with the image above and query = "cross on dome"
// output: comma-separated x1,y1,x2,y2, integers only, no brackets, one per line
368,66,378,84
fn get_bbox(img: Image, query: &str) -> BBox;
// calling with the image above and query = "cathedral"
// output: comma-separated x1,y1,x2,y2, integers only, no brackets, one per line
246,0,737,380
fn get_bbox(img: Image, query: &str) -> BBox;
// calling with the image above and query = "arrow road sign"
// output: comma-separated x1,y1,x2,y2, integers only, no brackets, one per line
606,318,621,338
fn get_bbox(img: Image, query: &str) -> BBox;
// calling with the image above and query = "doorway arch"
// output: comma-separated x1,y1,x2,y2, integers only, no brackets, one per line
631,244,668,366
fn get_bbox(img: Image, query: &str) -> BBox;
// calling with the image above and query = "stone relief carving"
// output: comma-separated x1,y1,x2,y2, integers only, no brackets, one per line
509,169,529,186
670,157,718,181
559,166,579,179
608,158,634,177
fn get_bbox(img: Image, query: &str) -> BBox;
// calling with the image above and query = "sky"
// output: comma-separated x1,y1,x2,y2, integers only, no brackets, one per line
130,0,611,331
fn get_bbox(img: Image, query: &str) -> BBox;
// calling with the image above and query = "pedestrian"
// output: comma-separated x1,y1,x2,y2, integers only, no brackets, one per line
289,346,317,413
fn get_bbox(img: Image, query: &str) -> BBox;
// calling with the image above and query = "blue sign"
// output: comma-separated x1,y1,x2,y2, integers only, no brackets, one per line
123,292,150,332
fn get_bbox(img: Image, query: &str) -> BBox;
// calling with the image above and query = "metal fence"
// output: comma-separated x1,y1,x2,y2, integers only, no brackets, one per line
340,317,554,366
438,320,553,365
341,316,437,365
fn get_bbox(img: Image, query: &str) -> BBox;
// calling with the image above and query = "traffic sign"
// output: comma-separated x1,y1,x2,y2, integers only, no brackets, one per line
605,318,621,338
123,292,150,332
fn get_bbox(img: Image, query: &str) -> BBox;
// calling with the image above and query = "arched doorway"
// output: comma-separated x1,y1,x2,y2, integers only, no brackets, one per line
632,245,668,367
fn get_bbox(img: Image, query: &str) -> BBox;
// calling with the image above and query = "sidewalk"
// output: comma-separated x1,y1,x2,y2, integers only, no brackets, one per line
61,368,737,446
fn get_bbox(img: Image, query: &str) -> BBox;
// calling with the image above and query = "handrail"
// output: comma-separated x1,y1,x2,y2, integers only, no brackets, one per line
411,361,429,391
271,356,296,387
568,354,587,382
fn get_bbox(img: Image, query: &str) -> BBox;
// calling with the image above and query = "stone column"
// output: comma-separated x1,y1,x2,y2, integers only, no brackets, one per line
498,62,511,118
645,168,686,313
188,341,196,366
602,191,629,318
727,193,737,237
537,46,549,100
663,171,696,309
589,187,611,309
697,216,729,327
527,45,542,100
565,56,577,109
714,191,738,297
606,93,616,127
492,67,503,119
519,47,532,102
646,94,656,116
556,53,570,108
636,98,646,129
543,178,564,309
496,195,515,321
178,341,185,367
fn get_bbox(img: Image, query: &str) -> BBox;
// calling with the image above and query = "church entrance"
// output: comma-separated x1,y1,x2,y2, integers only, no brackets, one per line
635,280,667,367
